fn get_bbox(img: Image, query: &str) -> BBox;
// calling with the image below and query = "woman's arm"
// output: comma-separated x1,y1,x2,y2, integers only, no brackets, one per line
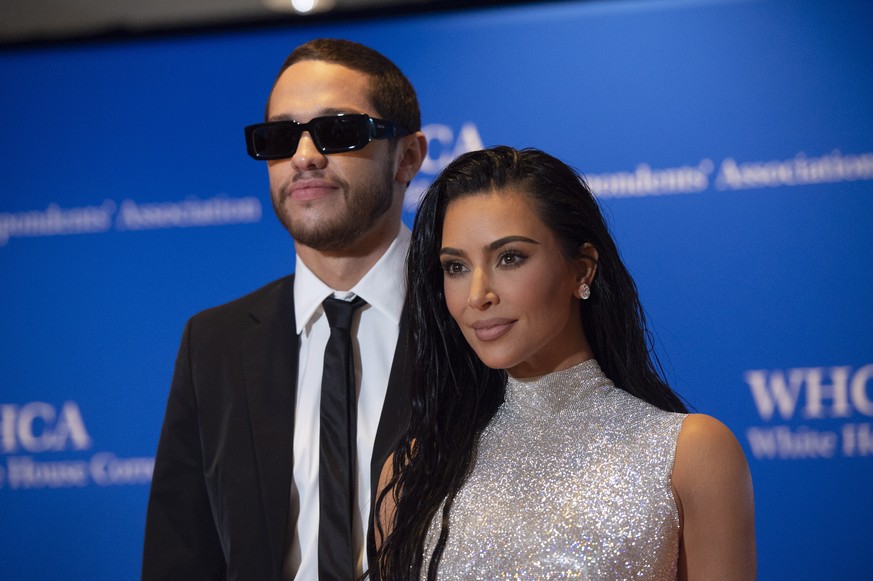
672,414,756,580
374,453,397,549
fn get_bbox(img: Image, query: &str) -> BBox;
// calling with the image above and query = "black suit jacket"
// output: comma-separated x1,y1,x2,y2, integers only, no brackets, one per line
142,275,410,580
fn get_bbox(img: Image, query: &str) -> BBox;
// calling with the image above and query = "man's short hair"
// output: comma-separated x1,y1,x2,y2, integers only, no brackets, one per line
269,38,421,134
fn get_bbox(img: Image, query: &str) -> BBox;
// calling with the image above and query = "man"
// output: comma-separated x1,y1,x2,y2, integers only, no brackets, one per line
142,38,427,580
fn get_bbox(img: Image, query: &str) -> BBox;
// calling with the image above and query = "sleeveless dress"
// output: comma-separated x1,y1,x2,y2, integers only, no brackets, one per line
421,359,687,579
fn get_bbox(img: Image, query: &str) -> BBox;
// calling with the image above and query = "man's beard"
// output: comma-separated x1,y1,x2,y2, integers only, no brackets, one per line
272,165,395,252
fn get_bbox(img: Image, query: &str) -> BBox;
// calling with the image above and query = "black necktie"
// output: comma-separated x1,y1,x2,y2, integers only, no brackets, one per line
319,295,366,580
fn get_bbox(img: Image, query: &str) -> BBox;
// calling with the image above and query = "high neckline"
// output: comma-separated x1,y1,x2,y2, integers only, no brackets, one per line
504,359,611,416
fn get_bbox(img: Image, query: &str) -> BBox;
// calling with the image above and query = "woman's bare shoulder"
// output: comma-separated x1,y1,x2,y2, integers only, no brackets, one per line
672,414,756,580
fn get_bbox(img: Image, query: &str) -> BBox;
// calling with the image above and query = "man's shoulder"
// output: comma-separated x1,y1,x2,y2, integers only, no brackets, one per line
188,274,295,331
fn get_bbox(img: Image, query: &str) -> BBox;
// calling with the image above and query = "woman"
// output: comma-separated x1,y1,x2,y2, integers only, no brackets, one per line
373,147,755,579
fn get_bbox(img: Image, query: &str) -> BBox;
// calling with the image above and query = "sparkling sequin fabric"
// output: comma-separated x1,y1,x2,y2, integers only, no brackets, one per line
422,359,686,580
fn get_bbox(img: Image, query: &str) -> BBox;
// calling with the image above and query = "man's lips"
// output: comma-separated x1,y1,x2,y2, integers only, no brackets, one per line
470,318,516,341
286,179,339,201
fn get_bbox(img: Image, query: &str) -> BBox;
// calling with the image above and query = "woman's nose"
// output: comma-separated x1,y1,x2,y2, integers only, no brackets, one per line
467,269,498,309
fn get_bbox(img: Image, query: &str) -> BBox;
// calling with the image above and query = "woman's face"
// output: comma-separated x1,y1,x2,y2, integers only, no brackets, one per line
439,190,594,378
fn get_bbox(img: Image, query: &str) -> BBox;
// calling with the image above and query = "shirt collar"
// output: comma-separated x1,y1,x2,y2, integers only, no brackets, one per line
294,226,410,334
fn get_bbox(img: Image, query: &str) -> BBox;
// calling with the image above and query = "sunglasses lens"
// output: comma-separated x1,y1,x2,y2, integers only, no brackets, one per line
245,115,383,160
249,123,300,159
313,116,369,153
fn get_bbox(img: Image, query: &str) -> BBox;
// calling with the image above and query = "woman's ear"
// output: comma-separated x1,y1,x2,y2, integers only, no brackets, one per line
576,242,599,285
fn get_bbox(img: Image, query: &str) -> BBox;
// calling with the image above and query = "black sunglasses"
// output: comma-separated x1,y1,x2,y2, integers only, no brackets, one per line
244,113,409,160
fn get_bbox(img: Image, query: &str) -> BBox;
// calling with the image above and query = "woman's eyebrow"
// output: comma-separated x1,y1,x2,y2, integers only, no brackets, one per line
439,247,464,257
440,236,539,257
487,235,539,251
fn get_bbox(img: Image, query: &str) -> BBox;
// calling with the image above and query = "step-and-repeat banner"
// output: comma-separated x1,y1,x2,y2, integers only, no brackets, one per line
1,0,871,578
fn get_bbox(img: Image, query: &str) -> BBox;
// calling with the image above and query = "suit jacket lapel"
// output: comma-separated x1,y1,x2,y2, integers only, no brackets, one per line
242,275,298,568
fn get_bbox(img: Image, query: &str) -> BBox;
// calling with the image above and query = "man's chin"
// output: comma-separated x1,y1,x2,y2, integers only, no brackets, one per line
286,222,362,252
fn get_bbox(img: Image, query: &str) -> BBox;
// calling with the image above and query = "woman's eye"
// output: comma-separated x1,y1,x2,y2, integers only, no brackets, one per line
499,251,526,267
441,261,466,276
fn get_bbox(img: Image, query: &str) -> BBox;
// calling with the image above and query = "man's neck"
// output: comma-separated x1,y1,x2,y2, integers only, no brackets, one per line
295,221,401,291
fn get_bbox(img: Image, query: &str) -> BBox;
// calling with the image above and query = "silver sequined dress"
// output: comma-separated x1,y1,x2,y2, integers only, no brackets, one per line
422,359,687,579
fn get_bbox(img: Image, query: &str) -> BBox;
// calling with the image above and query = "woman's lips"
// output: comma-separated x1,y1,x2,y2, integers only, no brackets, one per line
471,318,516,341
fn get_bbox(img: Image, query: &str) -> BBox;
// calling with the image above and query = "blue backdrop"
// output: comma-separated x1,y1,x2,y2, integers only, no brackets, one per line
1,0,871,578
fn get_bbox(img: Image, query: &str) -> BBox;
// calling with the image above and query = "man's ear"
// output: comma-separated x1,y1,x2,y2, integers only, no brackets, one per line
394,131,428,184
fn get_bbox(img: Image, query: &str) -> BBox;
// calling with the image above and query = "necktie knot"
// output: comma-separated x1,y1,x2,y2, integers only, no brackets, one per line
322,296,366,332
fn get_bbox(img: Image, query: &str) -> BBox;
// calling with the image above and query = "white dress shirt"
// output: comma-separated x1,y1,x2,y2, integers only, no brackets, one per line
285,226,409,580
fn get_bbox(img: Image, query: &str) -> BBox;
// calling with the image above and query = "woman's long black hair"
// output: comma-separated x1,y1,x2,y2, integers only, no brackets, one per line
373,146,688,579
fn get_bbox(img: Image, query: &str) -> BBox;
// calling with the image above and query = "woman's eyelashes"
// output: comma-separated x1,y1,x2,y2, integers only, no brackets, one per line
441,259,468,277
497,249,528,269
440,248,530,278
